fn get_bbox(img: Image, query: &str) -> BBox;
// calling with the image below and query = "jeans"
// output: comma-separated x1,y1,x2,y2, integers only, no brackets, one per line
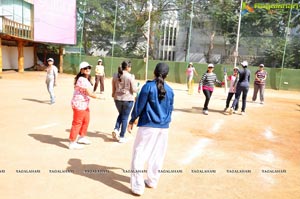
46,78,55,103
232,85,249,112
114,100,134,138
226,93,239,110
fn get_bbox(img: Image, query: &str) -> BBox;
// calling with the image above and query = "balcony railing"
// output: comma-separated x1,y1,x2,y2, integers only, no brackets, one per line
1,17,33,40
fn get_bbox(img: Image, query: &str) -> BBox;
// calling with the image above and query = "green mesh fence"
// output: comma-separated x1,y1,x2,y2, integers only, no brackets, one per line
63,54,300,91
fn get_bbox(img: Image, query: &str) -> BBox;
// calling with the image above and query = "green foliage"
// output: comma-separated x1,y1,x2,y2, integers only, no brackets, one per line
74,0,300,68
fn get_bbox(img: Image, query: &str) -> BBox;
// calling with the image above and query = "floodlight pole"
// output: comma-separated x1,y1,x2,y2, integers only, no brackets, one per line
234,0,243,67
111,0,118,77
279,0,294,90
79,0,87,63
145,0,152,81
186,0,194,63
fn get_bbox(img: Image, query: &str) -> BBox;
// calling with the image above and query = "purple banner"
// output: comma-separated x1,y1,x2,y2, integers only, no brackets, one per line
34,0,76,44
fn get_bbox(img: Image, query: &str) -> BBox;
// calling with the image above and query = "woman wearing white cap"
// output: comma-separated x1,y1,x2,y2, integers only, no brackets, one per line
93,58,105,94
230,61,251,115
198,63,222,115
69,61,101,150
252,64,267,104
45,58,58,104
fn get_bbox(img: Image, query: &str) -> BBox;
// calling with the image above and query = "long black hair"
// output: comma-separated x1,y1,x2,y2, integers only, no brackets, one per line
118,60,131,82
154,63,169,100
74,71,92,86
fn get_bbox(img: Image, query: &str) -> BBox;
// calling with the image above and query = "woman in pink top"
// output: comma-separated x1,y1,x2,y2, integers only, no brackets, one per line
69,61,101,150
186,62,198,90
224,67,239,112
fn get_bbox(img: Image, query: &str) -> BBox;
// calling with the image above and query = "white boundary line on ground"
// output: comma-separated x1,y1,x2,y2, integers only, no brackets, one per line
263,127,275,141
181,138,213,165
209,119,224,134
33,123,59,130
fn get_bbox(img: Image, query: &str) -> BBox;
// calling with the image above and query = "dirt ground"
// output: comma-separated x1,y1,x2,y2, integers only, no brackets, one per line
0,71,299,199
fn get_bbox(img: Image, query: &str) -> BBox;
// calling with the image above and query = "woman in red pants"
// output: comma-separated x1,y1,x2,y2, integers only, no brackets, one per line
69,61,100,150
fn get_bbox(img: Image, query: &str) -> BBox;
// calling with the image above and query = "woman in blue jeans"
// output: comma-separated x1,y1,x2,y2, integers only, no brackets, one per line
112,61,138,143
230,61,251,115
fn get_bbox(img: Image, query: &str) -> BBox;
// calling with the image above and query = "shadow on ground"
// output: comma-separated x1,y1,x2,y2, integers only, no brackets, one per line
65,129,116,142
66,158,131,195
22,98,49,104
28,133,69,149
174,107,224,115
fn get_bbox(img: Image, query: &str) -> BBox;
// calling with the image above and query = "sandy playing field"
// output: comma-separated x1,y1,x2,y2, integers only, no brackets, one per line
0,71,299,199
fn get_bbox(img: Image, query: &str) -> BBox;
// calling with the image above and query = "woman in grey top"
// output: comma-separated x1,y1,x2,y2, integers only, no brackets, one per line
230,61,251,115
198,64,222,115
45,58,58,104
112,61,138,143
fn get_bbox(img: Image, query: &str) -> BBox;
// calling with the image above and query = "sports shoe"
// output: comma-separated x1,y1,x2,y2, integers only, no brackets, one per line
118,137,127,143
223,108,228,112
229,108,234,115
77,136,91,145
112,129,119,141
241,111,245,116
69,142,84,150
260,101,264,104
131,189,143,196
145,180,155,188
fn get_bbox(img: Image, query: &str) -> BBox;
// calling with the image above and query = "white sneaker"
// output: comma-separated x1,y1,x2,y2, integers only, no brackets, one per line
260,101,264,104
69,142,84,150
131,189,143,196
203,110,208,115
77,137,91,145
112,129,119,141
241,111,245,116
118,137,127,143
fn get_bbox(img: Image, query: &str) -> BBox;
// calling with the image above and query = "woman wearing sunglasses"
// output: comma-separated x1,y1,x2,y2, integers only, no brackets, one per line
69,61,101,150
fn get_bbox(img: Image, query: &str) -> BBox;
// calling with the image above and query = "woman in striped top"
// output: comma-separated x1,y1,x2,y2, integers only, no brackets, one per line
198,64,222,115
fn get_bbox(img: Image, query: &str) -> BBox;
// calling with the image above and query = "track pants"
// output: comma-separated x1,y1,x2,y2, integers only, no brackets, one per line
46,78,55,103
69,108,90,142
131,127,169,195
252,83,265,102
94,75,104,92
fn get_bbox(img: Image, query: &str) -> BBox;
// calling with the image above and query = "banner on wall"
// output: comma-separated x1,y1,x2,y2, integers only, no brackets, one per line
33,0,77,45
